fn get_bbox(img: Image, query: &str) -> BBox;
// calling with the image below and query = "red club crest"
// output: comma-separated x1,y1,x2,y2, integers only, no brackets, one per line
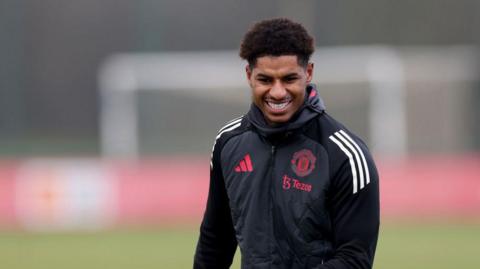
291,149,316,177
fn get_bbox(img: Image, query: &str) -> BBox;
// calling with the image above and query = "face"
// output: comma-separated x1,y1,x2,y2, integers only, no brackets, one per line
246,55,313,125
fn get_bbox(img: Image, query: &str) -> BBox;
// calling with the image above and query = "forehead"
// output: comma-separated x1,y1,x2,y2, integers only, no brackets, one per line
252,55,303,75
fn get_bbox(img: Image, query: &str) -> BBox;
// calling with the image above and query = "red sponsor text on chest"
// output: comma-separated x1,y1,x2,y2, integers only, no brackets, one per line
282,174,312,192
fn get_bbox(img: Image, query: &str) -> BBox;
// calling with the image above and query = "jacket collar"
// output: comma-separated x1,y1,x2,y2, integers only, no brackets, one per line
246,84,325,137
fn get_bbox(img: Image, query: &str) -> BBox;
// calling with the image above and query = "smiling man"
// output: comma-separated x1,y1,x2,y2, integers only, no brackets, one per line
194,18,380,269
247,54,312,125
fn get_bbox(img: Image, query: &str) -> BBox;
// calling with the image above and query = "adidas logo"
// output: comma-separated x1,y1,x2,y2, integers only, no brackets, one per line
234,154,253,172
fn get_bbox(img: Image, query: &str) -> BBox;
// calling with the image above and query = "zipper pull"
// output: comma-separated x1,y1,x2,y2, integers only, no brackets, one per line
270,145,276,167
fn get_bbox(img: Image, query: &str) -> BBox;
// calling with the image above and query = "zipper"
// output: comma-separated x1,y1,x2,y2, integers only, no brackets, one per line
270,145,276,166
269,145,276,265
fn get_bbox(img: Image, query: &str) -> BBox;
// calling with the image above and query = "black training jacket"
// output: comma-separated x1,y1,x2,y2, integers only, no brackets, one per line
194,85,380,269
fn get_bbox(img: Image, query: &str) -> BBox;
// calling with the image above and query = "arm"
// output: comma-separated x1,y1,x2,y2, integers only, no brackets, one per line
193,141,237,269
319,139,380,269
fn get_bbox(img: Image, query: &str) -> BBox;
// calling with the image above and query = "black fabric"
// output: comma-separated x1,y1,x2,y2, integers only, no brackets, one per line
194,85,379,269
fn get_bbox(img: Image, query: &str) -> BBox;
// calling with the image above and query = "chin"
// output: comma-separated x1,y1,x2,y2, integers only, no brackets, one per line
265,114,292,125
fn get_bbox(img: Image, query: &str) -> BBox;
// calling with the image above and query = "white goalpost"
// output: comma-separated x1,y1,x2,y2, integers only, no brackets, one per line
98,46,477,158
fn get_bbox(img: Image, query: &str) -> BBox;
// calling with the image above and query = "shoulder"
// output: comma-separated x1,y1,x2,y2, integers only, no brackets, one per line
213,115,249,146
210,115,249,166
307,113,377,194
307,113,370,155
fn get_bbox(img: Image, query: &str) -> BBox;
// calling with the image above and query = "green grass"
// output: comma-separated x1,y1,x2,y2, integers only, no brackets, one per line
0,221,479,269
375,221,480,269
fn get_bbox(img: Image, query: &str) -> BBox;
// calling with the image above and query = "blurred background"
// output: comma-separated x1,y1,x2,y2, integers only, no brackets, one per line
1,0,479,268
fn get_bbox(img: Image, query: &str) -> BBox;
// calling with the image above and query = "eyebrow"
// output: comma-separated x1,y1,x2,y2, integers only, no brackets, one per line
255,72,299,78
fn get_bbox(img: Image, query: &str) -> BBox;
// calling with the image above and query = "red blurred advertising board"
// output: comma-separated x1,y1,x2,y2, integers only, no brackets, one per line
0,155,479,230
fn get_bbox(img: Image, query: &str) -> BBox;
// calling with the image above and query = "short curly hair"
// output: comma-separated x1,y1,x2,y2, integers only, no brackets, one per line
239,18,315,68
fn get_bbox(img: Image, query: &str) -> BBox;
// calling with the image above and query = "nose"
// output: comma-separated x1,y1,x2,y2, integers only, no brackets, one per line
269,80,287,100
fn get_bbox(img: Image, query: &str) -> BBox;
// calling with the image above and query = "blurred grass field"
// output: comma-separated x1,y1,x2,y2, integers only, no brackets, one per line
1,221,479,269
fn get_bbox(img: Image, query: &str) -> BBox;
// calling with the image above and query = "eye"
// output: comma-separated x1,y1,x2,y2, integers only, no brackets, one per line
284,76,298,83
257,77,271,84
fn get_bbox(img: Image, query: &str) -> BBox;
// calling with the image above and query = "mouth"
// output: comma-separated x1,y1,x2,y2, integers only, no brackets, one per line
265,99,292,113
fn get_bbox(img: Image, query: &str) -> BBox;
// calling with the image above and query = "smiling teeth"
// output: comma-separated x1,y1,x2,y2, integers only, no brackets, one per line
268,101,289,110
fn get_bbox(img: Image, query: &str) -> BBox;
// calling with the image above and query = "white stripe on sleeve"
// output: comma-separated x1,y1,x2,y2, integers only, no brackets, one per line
218,117,242,133
329,135,358,194
339,130,370,185
335,132,365,189
210,119,243,168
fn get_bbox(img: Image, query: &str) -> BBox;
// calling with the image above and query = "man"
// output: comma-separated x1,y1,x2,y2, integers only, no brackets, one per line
194,18,379,269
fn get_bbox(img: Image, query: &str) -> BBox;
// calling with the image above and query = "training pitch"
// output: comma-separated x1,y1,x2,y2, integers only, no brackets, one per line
0,221,479,269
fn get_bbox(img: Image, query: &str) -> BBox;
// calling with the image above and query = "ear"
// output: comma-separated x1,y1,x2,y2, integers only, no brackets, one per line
306,62,314,83
246,65,253,87
246,65,252,80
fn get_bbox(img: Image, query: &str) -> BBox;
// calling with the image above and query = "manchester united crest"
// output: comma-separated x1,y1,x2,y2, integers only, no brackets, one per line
291,149,316,177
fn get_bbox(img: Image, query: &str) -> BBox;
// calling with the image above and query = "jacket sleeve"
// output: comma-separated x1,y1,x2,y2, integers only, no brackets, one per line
317,139,380,269
193,139,237,269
